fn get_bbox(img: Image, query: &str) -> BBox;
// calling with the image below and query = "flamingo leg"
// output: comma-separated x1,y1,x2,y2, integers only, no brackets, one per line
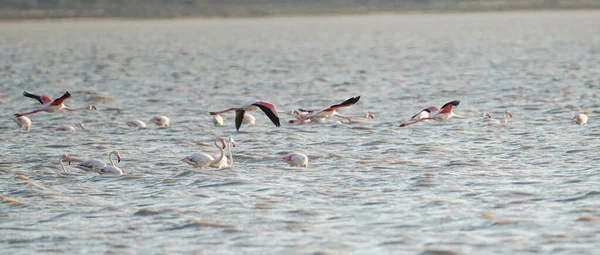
15,109,43,117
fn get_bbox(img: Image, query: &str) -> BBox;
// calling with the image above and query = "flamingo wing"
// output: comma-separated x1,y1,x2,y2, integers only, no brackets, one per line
326,96,361,111
437,100,460,114
235,110,246,131
253,102,281,128
50,91,72,106
23,91,51,104
411,108,430,120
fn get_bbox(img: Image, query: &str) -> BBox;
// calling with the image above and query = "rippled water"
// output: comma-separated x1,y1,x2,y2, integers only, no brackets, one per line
1,11,600,254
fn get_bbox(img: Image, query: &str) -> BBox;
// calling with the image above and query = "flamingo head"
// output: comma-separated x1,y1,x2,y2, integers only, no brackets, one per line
483,112,492,118
89,105,97,110
112,151,121,163
505,111,513,118
219,137,226,149
365,113,374,119
60,154,71,165
289,119,300,124
282,154,293,162
151,116,170,127
229,138,236,148
282,153,308,167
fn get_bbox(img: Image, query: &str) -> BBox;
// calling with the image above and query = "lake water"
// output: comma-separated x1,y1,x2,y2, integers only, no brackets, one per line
1,10,599,254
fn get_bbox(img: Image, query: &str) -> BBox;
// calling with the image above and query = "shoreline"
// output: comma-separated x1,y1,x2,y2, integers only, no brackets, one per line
0,7,599,24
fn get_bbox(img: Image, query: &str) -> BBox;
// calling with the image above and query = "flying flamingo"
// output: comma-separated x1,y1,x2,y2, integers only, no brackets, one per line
12,116,32,131
150,116,170,127
77,151,121,172
212,137,235,168
572,113,588,125
411,106,440,121
181,137,228,168
282,153,308,167
127,120,147,128
210,100,280,131
289,96,366,124
56,123,86,131
399,100,461,127
14,91,97,117
59,154,71,172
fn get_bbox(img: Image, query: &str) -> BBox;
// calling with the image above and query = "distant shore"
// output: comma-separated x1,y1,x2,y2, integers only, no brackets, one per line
1,0,599,21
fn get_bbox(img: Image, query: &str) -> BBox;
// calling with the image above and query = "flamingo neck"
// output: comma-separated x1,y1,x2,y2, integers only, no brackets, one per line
59,159,67,172
211,108,235,115
212,140,225,164
227,139,233,166
108,152,116,166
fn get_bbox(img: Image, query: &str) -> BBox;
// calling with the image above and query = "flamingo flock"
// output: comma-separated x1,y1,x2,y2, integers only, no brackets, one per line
10,90,590,175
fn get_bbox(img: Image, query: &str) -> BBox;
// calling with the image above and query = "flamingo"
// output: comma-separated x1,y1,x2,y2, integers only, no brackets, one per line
573,113,588,125
482,111,512,125
243,113,256,126
213,115,224,126
289,96,364,124
150,116,170,127
12,116,32,131
399,100,461,127
127,120,147,128
56,123,85,131
15,91,97,117
59,154,71,172
282,153,308,167
212,137,235,168
411,106,440,120
77,151,121,172
210,100,280,131
181,137,228,168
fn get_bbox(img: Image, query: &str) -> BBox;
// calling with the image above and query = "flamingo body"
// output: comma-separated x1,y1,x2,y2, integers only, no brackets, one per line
15,91,97,117
400,100,460,127
127,120,147,128
573,114,588,125
77,151,121,172
282,153,308,167
213,115,224,126
12,116,32,131
98,165,124,175
151,116,170,127
182,138,227,168
57,123,85,131
290,96,362,124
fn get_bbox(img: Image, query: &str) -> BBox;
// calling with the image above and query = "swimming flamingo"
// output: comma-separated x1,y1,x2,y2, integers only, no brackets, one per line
289,96,364,124
12,116,31,131
77,151,121,172
127,120,147,128
482,111,512,124
399,100,461,127
56,123,85,131
15,91,97,117
573,113,588,125
212,137,235,168
213,115,224,126
181,137,227,168
282,153,308,167
210,100,280,131
97,164,124,175
150,116,170,127
59,154,71,172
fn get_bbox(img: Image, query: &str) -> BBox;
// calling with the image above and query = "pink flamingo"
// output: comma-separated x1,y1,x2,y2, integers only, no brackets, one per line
482,111,512,124
127,120,147,128
15,91,97,117
400,100,461,127
289,96,367,124
77,151,121,172
410,106,440,121
282,152,308,167
182,137,228,168
210,100,280,131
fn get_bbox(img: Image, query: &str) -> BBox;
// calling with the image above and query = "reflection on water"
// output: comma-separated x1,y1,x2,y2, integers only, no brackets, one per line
1,10,599,254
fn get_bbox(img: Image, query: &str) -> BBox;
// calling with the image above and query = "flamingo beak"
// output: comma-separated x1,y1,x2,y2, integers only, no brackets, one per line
117,155,121,163
507,112,513,118
366,113,374,119
91,105,97,110
221,140,226,149
68,158,71,165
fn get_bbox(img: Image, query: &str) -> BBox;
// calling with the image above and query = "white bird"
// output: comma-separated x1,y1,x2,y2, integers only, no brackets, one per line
12,116,31,131
289,96,364,124
210,100,280,131
97,163,124,175
282,153,308,167
59,154,71,172
213,115,224,126
211,137,235,168
482,111,512,125
242,113,256,125
150,116,170,127
400,100,461,127
77,151,121,172
56,123,85,131
15,91,96,117
181,137,228,168
573,113,588,125
127,120,147,128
